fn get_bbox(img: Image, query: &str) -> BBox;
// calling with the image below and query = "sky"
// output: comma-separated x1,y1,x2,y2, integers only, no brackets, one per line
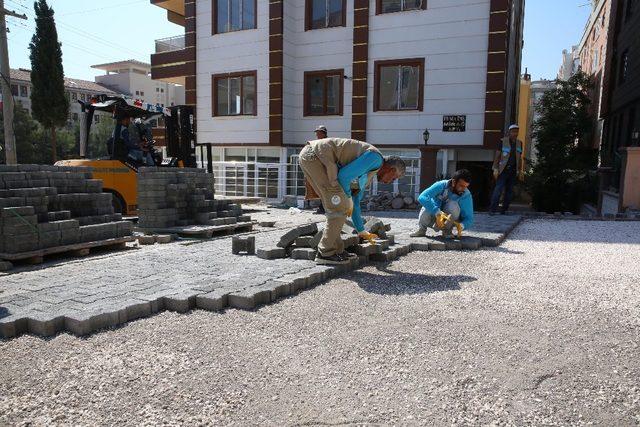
4,0,592,83
522,0,593,80
5,0,182,81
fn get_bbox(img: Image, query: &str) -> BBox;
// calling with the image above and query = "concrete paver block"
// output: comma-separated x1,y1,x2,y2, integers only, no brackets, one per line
256,247,287,260
195,289,229,312
156,234,173,244
232,236,256,255
137,235,156,245
291,248,317,260
163,291,198,313
228,287,272,310
461,236,482,250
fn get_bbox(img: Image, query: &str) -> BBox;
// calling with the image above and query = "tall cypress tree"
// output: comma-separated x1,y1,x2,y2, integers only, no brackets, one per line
29,0,68,163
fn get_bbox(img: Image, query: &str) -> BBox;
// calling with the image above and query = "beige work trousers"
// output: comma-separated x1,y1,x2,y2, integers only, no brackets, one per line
299,145,351,257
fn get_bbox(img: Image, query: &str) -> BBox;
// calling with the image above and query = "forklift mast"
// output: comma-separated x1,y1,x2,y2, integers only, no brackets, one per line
165,105,197,168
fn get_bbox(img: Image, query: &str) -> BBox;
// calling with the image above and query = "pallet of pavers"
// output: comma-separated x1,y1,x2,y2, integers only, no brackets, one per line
0,165,134,270
135,167,253,238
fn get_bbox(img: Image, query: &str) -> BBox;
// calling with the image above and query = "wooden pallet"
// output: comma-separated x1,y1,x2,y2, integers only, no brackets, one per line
135,221,254,239
0,236,136,265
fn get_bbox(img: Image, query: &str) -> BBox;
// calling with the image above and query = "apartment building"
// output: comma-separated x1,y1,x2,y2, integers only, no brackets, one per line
558,45,580,81
577,0,612,149
8,68,116,126
92,60,185,108
150,0,525,203
599,0,640,214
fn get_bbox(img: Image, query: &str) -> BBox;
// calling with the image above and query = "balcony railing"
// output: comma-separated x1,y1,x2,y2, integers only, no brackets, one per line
155,35,185,53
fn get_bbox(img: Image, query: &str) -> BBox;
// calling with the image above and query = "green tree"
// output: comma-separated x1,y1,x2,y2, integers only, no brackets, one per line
527,72,598,213
0,104,44,164
88,115,113,158
29,0,69,164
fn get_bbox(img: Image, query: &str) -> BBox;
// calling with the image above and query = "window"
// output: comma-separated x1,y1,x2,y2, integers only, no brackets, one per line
214,0,256,34
140,91,144,96
71,92,77,101
11,85,18,96
19,85,27,97
212,71,257,116
304,69,343,116
377,0,426,14
156,87,160,92
135,90,139,95
80,93,85,101
374,59,424,111
305,0,345,30
161,88,164,93
620,50,629,84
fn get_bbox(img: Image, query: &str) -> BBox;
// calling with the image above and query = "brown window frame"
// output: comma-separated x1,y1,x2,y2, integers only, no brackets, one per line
373,58,425,112
212,70,258,117
376,0,427,15
303,69,344,117
212,0,258,35
305,0,347,31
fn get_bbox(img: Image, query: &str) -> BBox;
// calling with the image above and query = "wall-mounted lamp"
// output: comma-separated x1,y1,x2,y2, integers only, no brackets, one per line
423,128,430,144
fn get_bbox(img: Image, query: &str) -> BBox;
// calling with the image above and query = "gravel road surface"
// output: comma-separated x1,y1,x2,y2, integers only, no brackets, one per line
1,219,639,426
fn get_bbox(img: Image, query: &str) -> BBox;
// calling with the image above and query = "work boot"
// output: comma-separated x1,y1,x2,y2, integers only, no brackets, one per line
409,228,426,237
338,251,357,260
316,254,349,265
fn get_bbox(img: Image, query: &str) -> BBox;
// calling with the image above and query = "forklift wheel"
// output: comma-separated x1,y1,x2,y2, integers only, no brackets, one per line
109,192,125,215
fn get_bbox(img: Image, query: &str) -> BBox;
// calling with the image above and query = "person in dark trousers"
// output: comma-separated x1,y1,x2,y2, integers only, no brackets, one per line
490,124,524,215
313,125,328,214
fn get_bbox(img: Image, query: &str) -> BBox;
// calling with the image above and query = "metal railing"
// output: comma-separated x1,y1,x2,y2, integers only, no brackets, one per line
201,156,421,203
155,35,186,53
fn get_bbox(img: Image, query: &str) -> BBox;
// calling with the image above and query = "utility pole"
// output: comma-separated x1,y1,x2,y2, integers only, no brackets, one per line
0,0,27,165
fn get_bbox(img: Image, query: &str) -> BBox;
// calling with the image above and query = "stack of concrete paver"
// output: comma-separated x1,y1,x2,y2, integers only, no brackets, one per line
255,218,412,263
136,167,251,231
0,165,133,258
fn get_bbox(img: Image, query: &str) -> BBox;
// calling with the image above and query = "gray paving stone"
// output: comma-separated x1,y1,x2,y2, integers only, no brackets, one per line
291,248,317,260
195,289,229,312
228,287,272,310
163,290,199,313
461,236,482,250
256,247,287,260
232,236,256,255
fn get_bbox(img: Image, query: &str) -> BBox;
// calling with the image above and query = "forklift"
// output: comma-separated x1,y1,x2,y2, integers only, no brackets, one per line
56,95,197,215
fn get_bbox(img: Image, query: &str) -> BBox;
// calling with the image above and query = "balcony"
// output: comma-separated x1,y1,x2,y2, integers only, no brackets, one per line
155,35,185,53
150,0,185,26
150,35,193,85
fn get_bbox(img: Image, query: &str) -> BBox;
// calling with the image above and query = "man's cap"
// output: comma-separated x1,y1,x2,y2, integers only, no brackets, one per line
315,125,327,133
509,124,520,130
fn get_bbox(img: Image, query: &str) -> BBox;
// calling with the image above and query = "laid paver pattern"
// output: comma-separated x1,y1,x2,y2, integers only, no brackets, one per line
0,209,521,338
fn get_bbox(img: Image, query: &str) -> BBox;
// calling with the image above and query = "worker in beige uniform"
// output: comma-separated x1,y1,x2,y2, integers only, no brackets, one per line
299,138,406,265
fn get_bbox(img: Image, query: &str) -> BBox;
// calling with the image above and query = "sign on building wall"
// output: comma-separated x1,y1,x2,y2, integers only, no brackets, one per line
442,115,466,132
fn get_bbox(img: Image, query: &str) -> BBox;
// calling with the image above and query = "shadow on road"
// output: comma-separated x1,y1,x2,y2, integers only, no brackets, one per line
346,264,477,295
0,306,8,320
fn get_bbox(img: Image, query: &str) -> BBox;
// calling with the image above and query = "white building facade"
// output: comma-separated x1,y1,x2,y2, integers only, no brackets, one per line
151,0,525,205
93,60,185,108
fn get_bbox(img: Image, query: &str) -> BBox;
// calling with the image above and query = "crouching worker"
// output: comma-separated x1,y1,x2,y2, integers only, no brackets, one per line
299,138,406,265
411,169,474,239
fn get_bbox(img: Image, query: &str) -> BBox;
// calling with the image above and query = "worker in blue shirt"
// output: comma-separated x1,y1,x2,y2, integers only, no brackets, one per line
299,138,406,265
411,169,475,238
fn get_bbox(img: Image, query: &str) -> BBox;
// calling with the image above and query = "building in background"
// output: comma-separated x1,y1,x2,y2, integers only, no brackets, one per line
527,79,556,164
149,0,526,205
599,0,640,214
92,60,185,108
8,68,116,127
578,0,612,150
558,46,580,80
517,71,532,171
